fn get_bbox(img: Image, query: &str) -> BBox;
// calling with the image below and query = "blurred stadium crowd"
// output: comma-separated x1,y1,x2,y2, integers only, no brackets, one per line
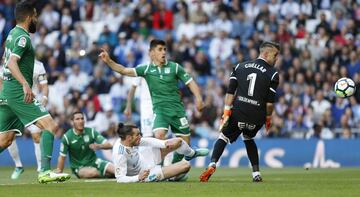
1,0,360,140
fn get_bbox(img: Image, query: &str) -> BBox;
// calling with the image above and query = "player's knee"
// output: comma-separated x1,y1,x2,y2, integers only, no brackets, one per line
0,138,13,149
174,138,183,147
32,134,41,143
181,161,191,173
219,133,230,144
50,123,59,133
154,130,166,140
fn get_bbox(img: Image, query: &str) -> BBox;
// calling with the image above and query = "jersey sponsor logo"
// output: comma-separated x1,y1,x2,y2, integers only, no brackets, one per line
83,135,89,143
179,117,189,127
237,96,260,106
0,98,8,105
18,37,27,48
164,67,170,74
237,122,256,130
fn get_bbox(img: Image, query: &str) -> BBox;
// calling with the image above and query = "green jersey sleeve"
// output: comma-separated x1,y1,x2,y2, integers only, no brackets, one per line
60,135,69,157
134,64,149,77
12,36,30,59
93,129,106,144
176,63,193,85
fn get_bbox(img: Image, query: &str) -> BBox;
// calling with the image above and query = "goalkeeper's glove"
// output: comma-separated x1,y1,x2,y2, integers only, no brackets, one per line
219,105,232,132
265,116,271,133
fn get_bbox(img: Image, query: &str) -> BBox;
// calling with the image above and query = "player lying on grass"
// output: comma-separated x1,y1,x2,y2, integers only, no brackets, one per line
112,123,209,183
56,112,115,178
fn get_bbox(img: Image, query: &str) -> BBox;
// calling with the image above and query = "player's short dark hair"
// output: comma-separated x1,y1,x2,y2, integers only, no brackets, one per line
117,123,138,140
149,39,166,50
259,41,280,52
71,111,84,120
15,1,36,23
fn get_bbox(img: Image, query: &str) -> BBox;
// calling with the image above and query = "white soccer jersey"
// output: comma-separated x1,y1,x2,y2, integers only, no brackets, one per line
112,137,166,183
132,77,152,109
132,77,154,136
32,60,48,100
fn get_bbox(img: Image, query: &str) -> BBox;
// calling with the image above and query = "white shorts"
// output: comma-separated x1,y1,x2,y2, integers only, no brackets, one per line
139,147,164,182
139,147,162,168
27,124,41,134
145,165,164,182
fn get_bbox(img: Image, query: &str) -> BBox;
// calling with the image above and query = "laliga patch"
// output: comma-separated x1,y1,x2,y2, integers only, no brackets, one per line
18,37,27,47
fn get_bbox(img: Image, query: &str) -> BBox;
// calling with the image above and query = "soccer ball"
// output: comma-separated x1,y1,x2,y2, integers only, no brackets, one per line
334,77,356,98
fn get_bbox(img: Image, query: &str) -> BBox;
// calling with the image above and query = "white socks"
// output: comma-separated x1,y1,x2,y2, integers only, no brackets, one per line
176,140,195,157
8,140,23,168
34,143,41,172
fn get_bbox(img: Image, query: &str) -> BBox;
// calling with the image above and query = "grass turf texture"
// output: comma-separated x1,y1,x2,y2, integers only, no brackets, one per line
0,167,359,197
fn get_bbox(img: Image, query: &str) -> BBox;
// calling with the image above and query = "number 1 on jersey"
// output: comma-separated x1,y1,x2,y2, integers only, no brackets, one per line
247,73,257,96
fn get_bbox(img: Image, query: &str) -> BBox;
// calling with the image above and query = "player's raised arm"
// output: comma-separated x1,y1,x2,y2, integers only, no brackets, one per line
7,55,34,103
98,48,136,77
124,85,137,118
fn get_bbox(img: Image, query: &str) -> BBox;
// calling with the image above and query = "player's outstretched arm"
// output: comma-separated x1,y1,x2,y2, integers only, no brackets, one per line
7,55,34,103
124,85,137,118
98,48,136,77
39,83,49,106
187,80,204,112
89,141,113,150
56,155,66,173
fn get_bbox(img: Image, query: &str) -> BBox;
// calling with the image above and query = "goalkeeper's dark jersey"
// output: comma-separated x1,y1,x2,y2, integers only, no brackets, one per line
228,58,279,125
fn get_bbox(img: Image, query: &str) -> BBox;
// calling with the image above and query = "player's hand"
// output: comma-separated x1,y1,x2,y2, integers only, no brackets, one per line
123,106,132,119
138,169,150,182
219,115,230,132
195,99,204,112
219,108,232,132
89,143,100,150
23,83,34,103
98,48,110,64
41,96,48,106
265,116,271,135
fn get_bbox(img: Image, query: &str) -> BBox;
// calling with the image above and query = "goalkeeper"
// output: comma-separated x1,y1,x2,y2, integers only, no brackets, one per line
199,42,280,183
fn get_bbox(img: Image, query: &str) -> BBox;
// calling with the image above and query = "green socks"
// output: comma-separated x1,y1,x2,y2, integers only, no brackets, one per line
40,130,54,172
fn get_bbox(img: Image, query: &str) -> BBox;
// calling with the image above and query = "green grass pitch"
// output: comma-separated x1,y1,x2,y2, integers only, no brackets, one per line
0,167,359,197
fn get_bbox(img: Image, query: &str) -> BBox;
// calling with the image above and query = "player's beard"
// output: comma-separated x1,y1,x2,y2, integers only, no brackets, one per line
29,20,37,33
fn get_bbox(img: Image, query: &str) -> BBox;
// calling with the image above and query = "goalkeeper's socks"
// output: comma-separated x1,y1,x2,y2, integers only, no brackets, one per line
172,152,184,164
211,139,227,163
244,139,259,167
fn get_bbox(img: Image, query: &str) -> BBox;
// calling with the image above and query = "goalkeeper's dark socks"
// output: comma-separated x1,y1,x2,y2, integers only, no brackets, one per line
211,139,227,163
244,139,259,167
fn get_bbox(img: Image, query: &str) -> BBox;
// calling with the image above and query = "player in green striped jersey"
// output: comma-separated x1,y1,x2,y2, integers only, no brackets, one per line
99,39,205,164
56,112,114,178
0,1,70,183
